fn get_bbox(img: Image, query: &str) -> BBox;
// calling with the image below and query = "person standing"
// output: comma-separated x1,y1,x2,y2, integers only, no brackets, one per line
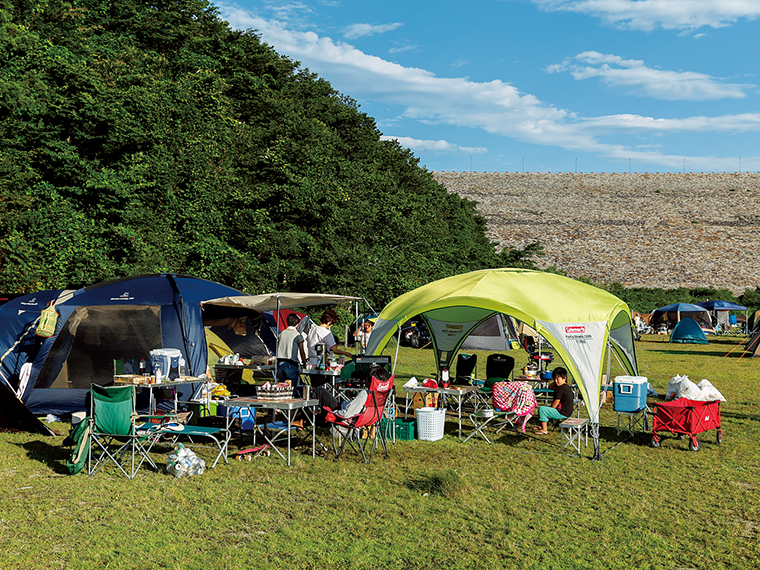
307,308,352,366
277,313,308,397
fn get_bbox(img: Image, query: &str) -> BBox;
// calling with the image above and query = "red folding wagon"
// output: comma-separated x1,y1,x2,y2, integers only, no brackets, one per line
650,398,722,452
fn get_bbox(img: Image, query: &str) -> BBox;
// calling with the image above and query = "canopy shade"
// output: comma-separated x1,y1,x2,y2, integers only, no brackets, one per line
202,293,361,311
695,300,747,311
651,303,711,328
366,268,639,459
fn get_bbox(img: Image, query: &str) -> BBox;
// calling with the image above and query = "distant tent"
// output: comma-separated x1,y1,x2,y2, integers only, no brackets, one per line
749,310,760,334
670,318,709,345
695,300,748,330
745,331,760,357
460,314,517,351
651,303,712,330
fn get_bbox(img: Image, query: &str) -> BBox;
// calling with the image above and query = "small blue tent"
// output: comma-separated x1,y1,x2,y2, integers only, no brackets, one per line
670,318,709,345
0,274,244,415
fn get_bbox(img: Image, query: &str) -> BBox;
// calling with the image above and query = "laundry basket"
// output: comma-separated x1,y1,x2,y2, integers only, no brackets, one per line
416,407,446,441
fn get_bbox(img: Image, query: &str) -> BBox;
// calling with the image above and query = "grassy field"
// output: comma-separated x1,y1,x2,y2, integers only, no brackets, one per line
0,335,758,570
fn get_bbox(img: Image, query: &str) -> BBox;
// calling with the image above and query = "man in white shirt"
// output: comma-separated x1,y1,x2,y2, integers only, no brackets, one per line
277,313,307,397
306,308,352,366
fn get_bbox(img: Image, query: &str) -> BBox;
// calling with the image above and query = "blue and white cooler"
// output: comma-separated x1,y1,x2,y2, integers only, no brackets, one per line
150,348,184,380
613,376,648,412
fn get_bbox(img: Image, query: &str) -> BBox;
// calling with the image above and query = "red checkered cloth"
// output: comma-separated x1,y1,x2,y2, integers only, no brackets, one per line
492,381,537,417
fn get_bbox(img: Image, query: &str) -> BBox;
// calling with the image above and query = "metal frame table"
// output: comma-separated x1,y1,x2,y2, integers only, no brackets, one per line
403,385,479,441
114,376,209,415
224,397,319,466
214,363,276,383
300,367,342,392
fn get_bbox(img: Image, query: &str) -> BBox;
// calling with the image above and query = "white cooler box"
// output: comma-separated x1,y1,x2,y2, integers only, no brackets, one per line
150,348,185,380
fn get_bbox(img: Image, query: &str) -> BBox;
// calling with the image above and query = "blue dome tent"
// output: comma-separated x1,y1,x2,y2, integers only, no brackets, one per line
670,318,709,345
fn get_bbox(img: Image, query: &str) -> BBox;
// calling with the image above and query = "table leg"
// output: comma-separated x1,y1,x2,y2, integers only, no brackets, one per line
286,409,292,467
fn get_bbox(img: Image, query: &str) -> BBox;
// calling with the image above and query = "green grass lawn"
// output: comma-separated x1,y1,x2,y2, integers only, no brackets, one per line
1,336,758,570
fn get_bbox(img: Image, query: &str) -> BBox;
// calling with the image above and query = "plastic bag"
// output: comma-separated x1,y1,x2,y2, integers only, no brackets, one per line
166,443,206,478
697,379,726,402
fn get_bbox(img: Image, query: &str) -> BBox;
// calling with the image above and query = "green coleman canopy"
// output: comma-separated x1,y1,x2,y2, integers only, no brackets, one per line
366,268,639,460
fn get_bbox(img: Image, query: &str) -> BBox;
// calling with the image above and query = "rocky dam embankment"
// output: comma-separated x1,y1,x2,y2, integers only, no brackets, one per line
433,172,760,294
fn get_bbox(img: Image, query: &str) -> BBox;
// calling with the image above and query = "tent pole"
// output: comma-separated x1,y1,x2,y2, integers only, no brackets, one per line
592,340,612,462
392,326,402,377
275,297,281,380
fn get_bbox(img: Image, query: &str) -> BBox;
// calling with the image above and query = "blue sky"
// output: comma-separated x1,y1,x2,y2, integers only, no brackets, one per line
217,0,760,173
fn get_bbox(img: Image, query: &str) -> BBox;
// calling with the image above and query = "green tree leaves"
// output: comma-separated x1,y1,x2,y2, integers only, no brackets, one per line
0,0,541,303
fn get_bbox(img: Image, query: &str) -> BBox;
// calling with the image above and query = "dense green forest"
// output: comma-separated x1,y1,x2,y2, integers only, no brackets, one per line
0,0,540,307
2,0,757,317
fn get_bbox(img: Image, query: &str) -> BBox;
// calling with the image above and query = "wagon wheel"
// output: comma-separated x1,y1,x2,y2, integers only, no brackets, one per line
650,434,661,448
716,429,723,444
689,437,700,452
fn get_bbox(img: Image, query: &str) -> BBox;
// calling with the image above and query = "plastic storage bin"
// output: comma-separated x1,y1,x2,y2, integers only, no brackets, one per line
613,376,648,412
382,417,416,441
216,404,255,430
416,407,446,441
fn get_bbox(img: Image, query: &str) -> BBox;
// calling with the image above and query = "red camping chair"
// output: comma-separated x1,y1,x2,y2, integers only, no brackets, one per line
324,374,394,463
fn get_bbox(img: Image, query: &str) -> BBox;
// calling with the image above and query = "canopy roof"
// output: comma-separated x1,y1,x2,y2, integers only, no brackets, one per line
202,293,360,311
653,303,708,314
695,300,747,311
651,303,711,328
367,268,638,451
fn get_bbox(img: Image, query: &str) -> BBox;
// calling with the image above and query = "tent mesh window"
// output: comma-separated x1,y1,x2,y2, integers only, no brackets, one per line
36,306,161,389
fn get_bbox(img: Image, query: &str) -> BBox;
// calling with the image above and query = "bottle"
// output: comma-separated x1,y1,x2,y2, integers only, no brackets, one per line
139,359,147,376
155,367,162,384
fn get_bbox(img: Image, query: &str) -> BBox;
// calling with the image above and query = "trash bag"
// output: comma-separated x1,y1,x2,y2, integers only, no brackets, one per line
166,443,205,478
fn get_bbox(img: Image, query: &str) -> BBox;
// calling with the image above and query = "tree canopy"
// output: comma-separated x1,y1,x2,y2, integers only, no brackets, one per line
0,0,539,306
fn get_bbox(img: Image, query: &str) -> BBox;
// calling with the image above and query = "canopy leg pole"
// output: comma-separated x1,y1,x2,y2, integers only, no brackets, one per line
591,422,601,461
392,327,402,377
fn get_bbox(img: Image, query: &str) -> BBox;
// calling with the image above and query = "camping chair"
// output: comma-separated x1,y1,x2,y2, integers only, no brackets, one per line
88,384,160,479
324,374,394,463
473,354,515,407
455,353,477,385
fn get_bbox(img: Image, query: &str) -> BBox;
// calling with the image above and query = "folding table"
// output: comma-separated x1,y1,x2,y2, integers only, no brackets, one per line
225,397,319,466
403,385,479,441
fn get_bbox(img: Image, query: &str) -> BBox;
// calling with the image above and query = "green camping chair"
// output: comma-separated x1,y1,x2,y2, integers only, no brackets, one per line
88,384,160,479
476,354,516,408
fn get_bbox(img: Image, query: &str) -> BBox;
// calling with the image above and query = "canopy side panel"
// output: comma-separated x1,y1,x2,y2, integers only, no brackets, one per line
536,320,607,424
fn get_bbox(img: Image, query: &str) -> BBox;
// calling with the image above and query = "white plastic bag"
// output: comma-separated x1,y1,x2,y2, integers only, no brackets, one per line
697,379,726,402
166,443,206,478
665,374,686,400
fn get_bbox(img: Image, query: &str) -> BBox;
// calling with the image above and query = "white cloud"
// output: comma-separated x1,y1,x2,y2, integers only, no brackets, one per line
548,51,753,100
219,6,760,169
381,136,487,154
532,0,760,31
343,22,403,39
